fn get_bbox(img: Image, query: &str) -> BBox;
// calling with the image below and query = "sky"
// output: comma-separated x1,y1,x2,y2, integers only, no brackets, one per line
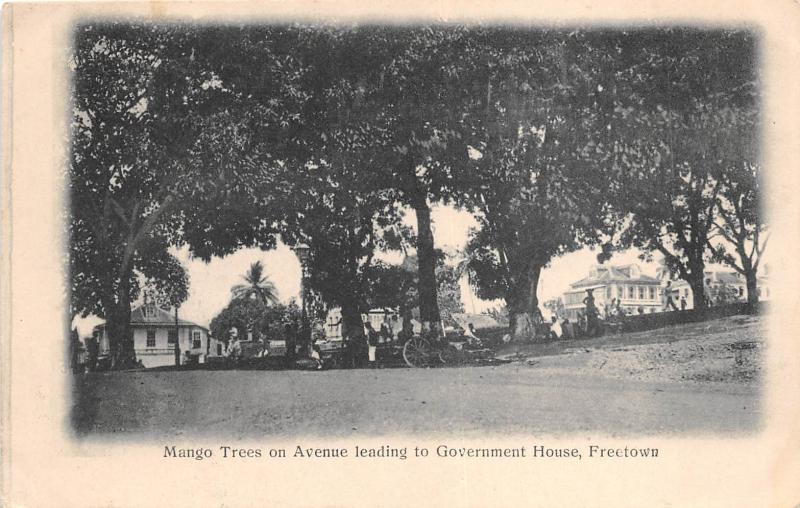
72,204,709,336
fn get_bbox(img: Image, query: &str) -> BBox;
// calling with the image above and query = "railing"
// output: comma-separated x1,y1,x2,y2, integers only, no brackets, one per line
136,346,205,355
610,302,762,334
135,348,175,355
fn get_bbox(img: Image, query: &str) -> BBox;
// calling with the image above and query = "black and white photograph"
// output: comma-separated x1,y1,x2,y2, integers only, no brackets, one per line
3,2,800,507
67,22,767,437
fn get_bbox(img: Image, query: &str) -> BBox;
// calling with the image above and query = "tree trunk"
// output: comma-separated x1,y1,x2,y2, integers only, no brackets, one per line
174,306,181,367
108,277,136,369
508,308,534,342
745,269,759,307
506,264,543,341
687,274,707,312
108,305,135,369
340,299,365,340
340,298,365,368
413,199,441,333
525,265,543,316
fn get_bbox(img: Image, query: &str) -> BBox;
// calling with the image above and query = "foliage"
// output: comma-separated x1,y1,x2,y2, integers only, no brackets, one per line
69,24,222,365
457,31,618,338
435,261,465,327
69,25,761,357
603,30,759,309
364,253,464,327
68,24,309,366
364,261,417,315
209,298,300,343
709,281,741,305
706,112,766,304
231,261,279,306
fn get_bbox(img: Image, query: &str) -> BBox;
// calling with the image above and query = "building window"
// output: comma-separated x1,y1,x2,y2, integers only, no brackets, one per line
738,287,744,297
143,304,156,318
638,287,645,299
167,330,177,344
146,329,156,348
217,343,223,356
629,286,635,299
192,331,202,349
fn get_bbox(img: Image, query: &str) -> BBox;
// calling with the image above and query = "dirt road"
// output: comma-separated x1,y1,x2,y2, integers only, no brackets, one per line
72,315,763,438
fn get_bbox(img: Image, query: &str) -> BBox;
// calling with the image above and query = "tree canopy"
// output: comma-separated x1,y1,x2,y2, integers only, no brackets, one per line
69,24,762,358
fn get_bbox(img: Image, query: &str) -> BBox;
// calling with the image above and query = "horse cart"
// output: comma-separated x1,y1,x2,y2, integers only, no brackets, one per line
401,333,497,368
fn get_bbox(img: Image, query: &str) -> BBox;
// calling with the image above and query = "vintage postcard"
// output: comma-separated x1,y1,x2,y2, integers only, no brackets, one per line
1,0,799,506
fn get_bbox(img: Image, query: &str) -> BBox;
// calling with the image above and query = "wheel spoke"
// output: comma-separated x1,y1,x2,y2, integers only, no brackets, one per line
403,339,431,367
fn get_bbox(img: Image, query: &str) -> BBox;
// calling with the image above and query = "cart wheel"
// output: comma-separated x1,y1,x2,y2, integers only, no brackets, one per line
403,337,431,368
438,345,459,365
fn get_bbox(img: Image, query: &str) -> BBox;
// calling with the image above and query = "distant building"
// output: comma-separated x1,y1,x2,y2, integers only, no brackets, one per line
563,264,662,321
93,303,222,368
323,307,421,341
656,265,771,309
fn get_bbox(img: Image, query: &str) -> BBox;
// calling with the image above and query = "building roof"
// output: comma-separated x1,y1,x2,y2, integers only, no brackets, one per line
570,264,660,289
94,304,207,331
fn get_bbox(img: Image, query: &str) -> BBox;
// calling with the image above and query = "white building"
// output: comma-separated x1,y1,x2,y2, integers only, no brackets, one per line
657,266,771,310
93,303,222,368
323,307,421,341
563,264,662,321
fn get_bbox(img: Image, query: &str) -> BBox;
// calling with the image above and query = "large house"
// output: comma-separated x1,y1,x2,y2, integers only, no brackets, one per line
93,303,222,368
656,266,771,309
562,264,662,321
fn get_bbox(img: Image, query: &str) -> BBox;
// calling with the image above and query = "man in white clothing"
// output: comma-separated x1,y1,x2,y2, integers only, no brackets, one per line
549,316,563,340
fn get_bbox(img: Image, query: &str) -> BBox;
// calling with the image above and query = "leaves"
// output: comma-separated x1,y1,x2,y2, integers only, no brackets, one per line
231,261,279,306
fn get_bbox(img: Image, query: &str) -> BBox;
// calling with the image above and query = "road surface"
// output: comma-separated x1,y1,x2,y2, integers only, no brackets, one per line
72,360,759,439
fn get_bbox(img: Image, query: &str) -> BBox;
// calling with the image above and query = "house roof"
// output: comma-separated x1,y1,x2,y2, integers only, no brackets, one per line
94,304,206,330
570,264,660,289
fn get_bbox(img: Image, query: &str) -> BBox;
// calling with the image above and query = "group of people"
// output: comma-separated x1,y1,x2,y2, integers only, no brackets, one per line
222,313,421,370
225,323,320,367
543,288,602,341
348,315,415,368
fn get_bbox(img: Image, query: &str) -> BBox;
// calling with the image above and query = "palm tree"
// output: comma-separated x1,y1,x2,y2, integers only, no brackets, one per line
231,261,279,307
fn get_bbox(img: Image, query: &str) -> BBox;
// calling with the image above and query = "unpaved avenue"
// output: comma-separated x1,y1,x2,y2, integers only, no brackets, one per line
73,360,759,438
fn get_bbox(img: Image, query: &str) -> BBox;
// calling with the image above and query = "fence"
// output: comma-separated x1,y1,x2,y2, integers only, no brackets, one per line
611,301,763,335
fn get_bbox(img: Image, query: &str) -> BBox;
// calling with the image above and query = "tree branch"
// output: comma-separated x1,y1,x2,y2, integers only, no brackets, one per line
118,195,176,278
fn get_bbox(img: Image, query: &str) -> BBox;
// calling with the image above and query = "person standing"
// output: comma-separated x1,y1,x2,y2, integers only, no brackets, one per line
389,315,402,343
583,289,599,336
561,317,575,340
549,316,562,340
680,296,687,310
379,318,392,345
226,327,242,362
663,281,678,311
365,322,379,367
